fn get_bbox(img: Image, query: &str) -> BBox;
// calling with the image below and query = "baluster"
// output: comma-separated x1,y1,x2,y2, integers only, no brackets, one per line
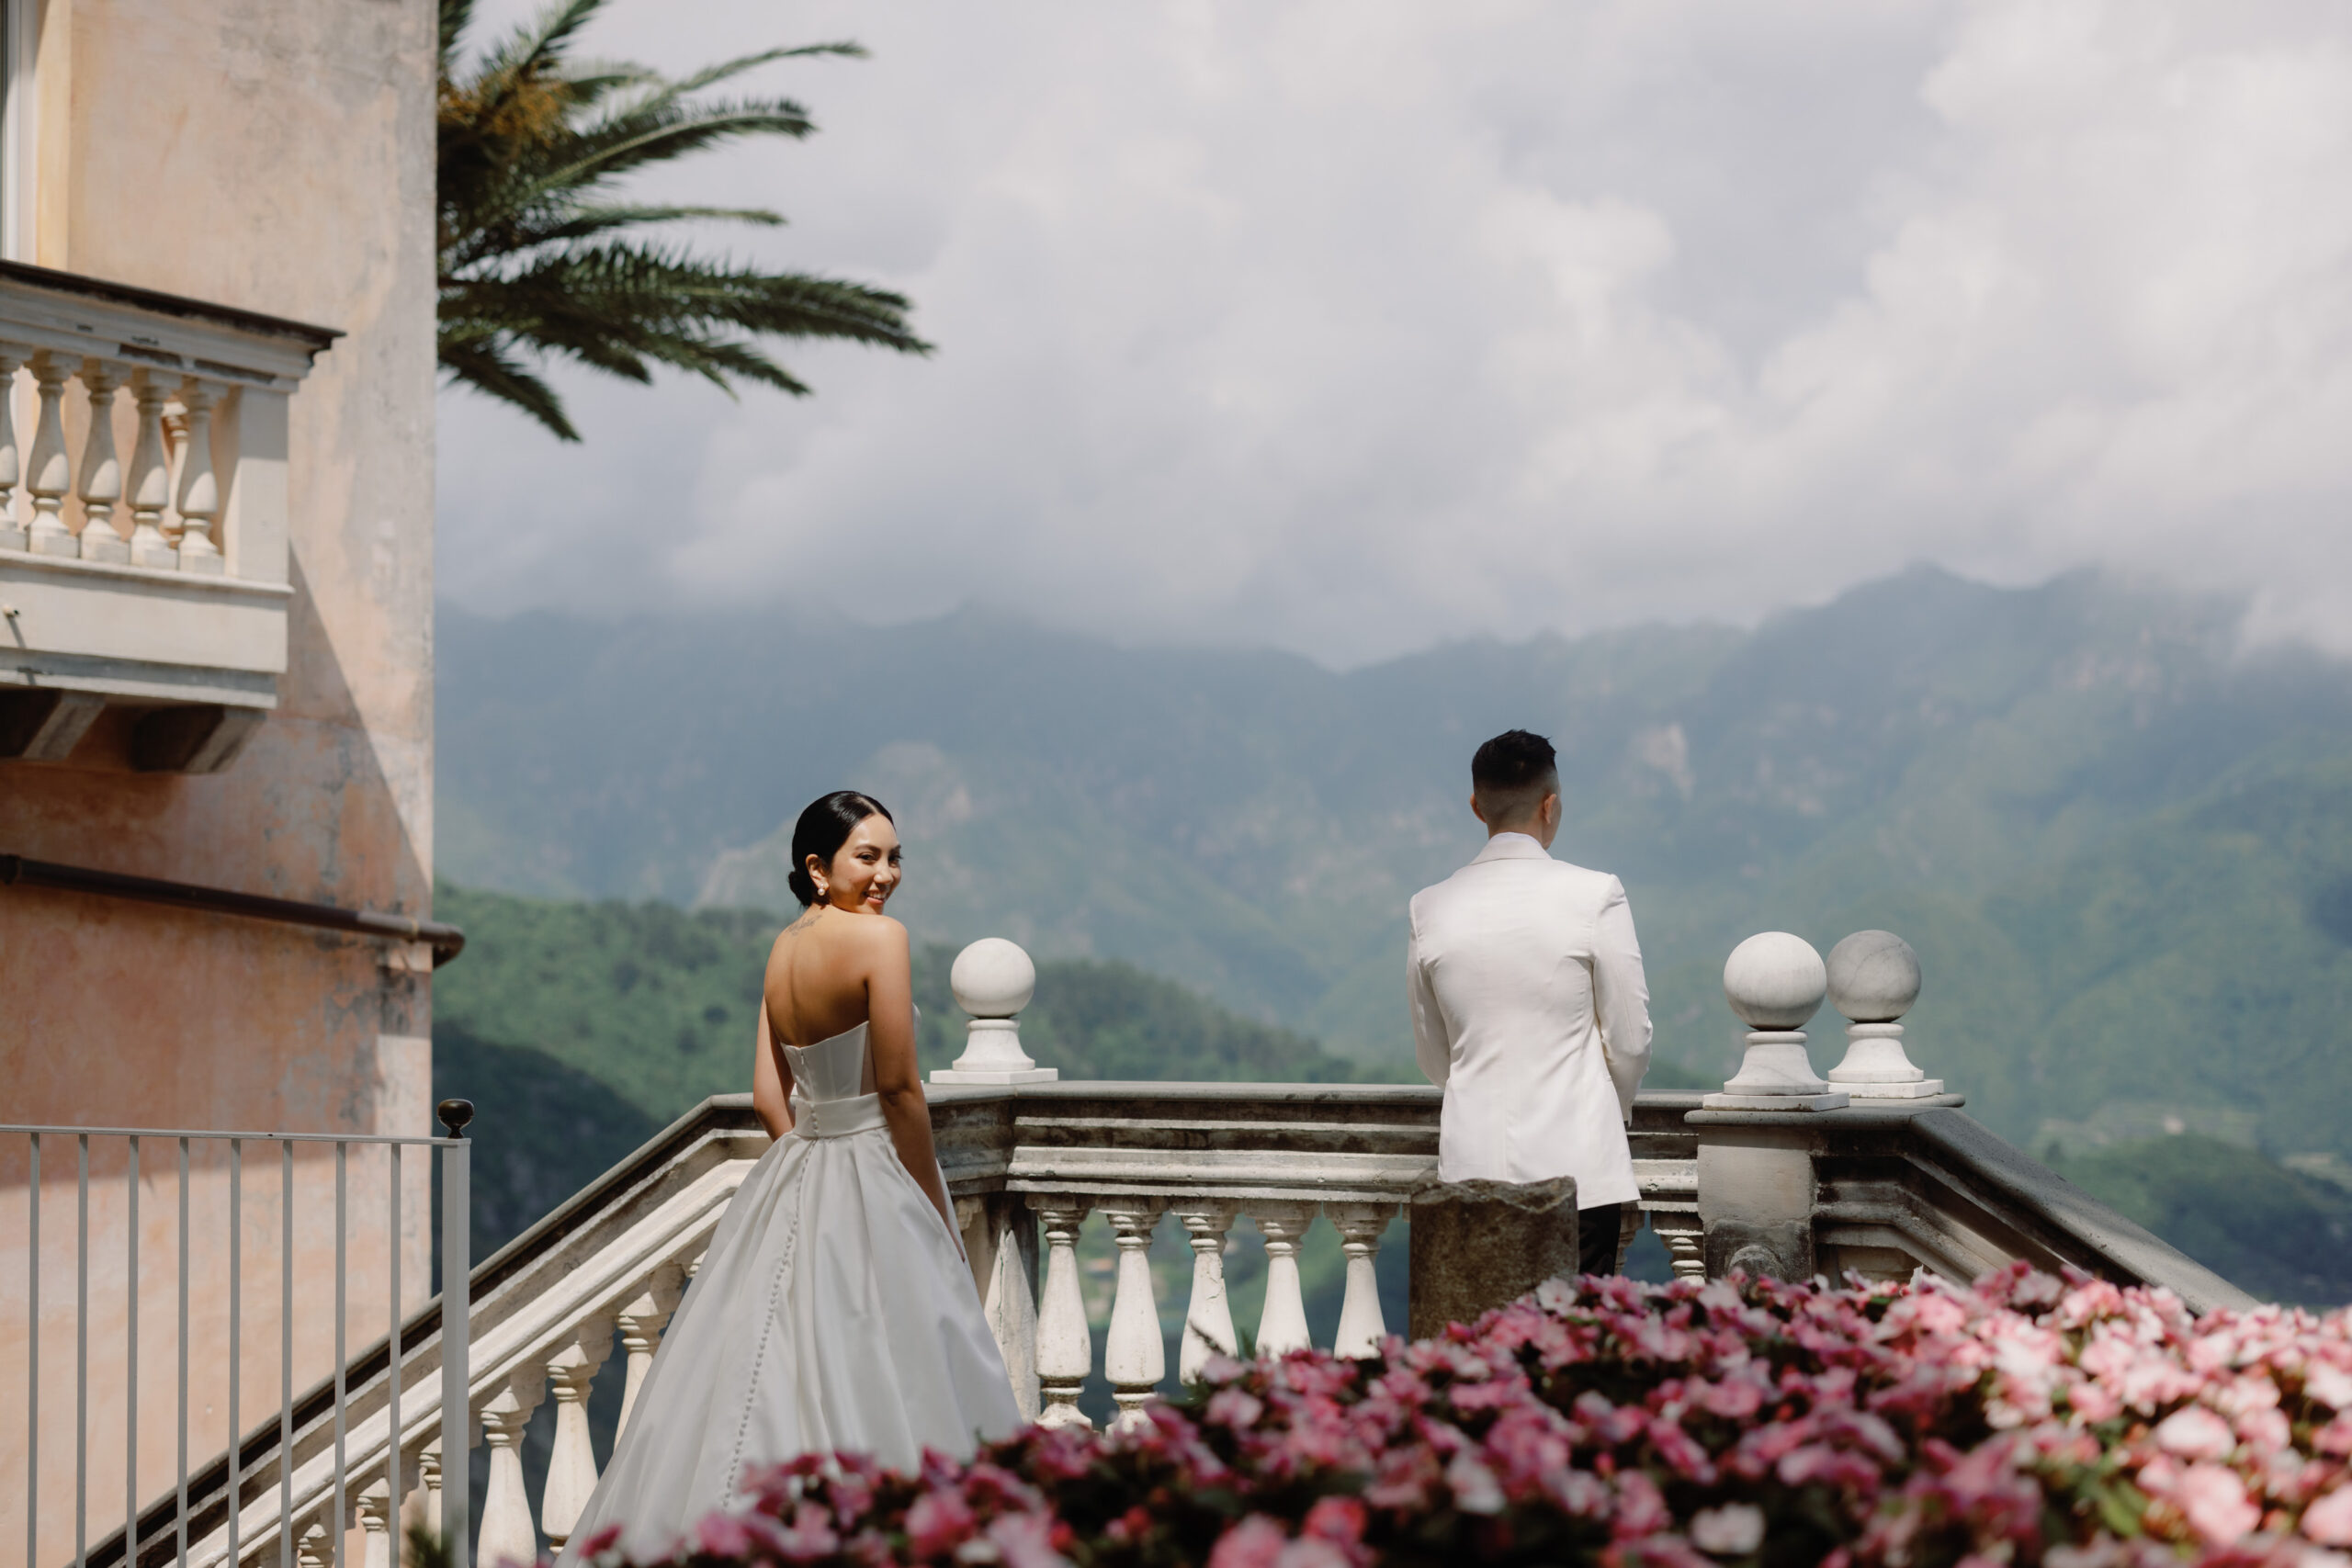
474,1367,546,1568
1029,1198,1094,1429
1327,1204,1395,1359
979,1214,1040,1422
1251,1204,1316,1357
0,348,24,550
74,359,128,562
1171,1202,1238,1383
418,1440,443,1556
295,1518,332,1568
540,1317,614,1551
611,1265,683,1439
1101,1201,1165,1430
173,379,222,574
356,1479,394,1568
25,353,74,555
125,371,175,567
1650,1211,1705,1281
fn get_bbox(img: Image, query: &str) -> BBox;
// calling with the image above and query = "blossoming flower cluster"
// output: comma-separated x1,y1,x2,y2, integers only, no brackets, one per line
585,1265,2352,1568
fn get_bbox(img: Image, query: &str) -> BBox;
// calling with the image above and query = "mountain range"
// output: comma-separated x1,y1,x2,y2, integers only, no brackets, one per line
435,566,2352,1164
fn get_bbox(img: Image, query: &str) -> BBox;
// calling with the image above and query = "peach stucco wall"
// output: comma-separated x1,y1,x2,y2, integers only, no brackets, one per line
0,0,439,1560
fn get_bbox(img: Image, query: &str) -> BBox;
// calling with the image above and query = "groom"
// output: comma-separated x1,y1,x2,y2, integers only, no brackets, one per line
1407,729,1653,1277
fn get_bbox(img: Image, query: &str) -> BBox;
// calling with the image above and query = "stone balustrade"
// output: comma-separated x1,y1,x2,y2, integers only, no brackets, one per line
103,930,2256,1568
0,262,334,771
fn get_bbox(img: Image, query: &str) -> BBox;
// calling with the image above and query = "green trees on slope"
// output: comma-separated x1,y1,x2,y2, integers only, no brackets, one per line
436,0,927,439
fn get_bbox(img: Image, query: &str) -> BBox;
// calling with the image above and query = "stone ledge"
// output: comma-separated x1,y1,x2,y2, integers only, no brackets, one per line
1684,1094,1966,1128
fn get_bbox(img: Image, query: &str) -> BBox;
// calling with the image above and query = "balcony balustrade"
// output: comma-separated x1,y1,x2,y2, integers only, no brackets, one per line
50,929,2254,1568
0,262,335,772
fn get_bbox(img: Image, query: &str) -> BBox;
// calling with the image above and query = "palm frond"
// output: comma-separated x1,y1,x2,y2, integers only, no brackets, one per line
437,0,923,440
518,98,820,206
438,337,581,441
499,202,786,253
660,41,865,98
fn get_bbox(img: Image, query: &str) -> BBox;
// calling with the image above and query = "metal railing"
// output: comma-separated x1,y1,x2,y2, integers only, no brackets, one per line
4,1104,472,1568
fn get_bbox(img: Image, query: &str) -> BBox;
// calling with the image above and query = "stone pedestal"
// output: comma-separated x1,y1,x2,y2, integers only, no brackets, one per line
1407,1175,1577,1339
1824,931,1942,1098
1703,1032,1849,1111
1702,932,1847,1111
1694,1126,1819,1281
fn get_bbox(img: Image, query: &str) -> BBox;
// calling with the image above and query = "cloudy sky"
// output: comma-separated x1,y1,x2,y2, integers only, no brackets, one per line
437,0,2352,668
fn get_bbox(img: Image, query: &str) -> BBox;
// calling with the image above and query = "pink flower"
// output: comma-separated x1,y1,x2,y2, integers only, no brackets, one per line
1688,1503,1765,1556
1301,1495,1368,1549
1207,1515,1291,1568
2305,1484,2352,1547
962,1462,1048,1515
1692,1376,1764,1420
2309,1365,2352,1412
1363,1443,1441,1510
905,1486,978,1557
981,1513,1069,1568
2178,1461,2264,1545
769,1504,843,1562
2155,1405,2238,1461
1610,1470,1673,1539
2071,1382,2125,1424
1445,1451,1506,1516
569,1525,622,1562
1207,1389,1266,1429
1197,1354,1249,1386
693,1512,755,1558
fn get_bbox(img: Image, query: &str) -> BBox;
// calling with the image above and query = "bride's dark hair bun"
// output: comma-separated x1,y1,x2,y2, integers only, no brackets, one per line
787,791,894,906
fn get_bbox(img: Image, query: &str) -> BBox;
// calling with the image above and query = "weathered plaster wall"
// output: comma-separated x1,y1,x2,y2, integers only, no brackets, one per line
0,1,438,1556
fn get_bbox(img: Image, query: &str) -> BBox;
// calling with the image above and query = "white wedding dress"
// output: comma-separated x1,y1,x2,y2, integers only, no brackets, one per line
561,1021,1024,1562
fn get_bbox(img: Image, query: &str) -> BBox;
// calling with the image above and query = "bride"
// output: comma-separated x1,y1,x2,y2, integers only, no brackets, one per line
561,791,1024,1562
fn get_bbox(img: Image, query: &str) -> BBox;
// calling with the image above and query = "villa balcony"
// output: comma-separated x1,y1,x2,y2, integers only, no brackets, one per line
0,263,336,773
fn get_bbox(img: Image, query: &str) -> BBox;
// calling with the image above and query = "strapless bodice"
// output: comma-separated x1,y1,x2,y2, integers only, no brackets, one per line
781,1021,874,1102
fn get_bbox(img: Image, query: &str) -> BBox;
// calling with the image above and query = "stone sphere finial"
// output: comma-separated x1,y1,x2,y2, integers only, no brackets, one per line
951,937,1036,1021
933,938,1057,1086
1722,931,1827,1032
1826,930,1920,1023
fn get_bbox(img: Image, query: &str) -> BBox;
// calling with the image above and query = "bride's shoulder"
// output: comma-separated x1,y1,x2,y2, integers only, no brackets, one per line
853,912,910,946
819,911,908,954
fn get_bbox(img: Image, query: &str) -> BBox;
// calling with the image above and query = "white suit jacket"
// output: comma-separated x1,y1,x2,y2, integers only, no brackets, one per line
1408,832,1653,1207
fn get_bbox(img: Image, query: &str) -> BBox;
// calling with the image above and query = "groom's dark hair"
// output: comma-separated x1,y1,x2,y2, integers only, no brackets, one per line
1471,729,1559,822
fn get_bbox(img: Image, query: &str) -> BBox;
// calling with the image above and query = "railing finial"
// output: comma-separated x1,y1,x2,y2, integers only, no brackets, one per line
1825,931,1944,1098
1703,931,1847,1111
436,1099,474,1138
932,938,1058,1085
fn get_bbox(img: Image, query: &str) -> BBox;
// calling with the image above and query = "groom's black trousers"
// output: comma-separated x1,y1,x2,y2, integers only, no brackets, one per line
1578,1201,1625,1277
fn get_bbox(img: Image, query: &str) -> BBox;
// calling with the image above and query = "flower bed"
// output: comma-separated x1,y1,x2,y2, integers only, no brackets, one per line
590,1265,2352,1568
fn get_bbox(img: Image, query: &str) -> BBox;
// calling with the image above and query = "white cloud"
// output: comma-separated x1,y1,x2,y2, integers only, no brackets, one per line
436,0,2352,665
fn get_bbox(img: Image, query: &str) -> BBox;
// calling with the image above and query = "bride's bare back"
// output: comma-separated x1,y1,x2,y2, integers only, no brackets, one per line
748,798,957,1244
765,908,904,1047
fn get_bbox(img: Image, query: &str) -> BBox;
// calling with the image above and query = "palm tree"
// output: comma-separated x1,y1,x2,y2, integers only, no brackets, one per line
437,0,929,441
